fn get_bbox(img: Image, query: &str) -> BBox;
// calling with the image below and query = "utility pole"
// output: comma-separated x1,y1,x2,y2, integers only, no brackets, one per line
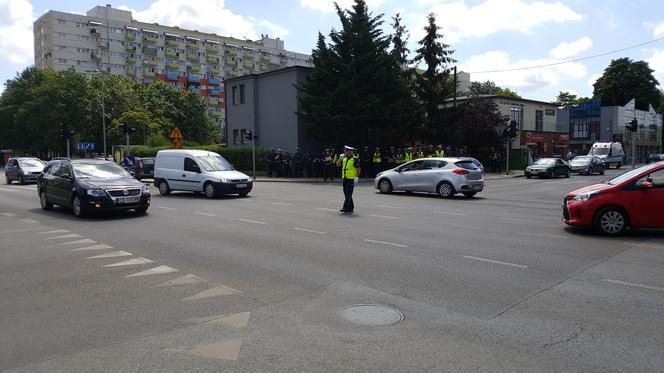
453,66,457,108
245,129,256,179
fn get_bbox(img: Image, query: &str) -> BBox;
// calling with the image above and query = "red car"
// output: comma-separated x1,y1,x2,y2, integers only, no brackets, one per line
563,162,664,235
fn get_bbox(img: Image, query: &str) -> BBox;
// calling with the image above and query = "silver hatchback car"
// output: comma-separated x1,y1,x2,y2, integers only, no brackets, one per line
374,157,484,198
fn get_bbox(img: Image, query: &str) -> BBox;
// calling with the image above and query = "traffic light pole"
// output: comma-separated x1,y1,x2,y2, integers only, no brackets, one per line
251,134,256,179
66,138,71,158
632,131,636,169
505,140,510,176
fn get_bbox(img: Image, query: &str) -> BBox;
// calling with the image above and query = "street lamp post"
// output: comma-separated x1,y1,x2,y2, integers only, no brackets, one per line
86,69,107,158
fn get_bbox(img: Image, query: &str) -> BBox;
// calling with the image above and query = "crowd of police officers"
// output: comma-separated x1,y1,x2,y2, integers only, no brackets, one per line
265,144,470,179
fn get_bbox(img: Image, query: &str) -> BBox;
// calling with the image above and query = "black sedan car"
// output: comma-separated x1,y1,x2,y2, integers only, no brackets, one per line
524,158,570,179
124,157,155,180
569,155,605,175
37,159,150,218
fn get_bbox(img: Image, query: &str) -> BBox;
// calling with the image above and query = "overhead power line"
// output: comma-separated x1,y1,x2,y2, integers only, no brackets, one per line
466,36,664,74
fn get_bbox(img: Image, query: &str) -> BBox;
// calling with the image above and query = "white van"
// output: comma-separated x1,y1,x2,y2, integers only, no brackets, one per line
588,142,625,169
154,149,252,198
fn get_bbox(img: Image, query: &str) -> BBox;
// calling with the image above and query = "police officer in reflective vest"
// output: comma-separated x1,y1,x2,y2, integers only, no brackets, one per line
336,145,361,213
435,144,445,157
372,147,382,177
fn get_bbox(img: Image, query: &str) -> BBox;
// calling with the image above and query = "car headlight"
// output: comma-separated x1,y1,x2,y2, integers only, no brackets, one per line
87,189,106,197
219,177,230,183
141,186,150,195
572,191,599,202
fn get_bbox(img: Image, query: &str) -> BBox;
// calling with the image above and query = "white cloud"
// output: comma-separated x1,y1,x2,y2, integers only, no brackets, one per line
646,49,664,86
120,0,258,39
411,0,583,44
259,20,290,38
299,0,386,14
549,36,592,59
653,21,664,37
459,50,587,93
587,73,601,90
0,0,34,64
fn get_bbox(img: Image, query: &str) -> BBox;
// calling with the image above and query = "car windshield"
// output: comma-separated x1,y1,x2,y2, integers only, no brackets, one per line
607,164,659,185
589,147,609,156
196,156,233,172
534,159,555,165
73,163,131,179
18,159,44,168
571,156,589,162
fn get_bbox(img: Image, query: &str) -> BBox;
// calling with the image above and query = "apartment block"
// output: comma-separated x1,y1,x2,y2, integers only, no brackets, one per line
34,5,312,140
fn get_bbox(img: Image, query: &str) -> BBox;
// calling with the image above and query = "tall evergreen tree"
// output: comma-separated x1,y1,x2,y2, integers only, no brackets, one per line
391,13,410,69
297,0,421,146
412,13,456,141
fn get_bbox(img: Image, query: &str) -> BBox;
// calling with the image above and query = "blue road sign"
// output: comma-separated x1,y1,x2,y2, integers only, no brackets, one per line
77,142,95,151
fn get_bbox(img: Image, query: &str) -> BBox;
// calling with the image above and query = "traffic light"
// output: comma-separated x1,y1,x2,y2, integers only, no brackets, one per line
625,118,638,132
59,123,73,139
245,130,253,141
118,123,137,134
505,120,519,139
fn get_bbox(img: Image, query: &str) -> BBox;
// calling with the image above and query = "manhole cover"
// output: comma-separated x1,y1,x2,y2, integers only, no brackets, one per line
337,304,404,326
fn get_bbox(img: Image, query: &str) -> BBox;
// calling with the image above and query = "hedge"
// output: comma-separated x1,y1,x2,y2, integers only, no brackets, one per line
128,145,269,172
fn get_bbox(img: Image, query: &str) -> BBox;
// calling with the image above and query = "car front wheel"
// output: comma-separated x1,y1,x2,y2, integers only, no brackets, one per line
5,174,11,184
593,207,628,236
72,195,86,218
40,191,53,210
204,182,215,198
378,178,392,194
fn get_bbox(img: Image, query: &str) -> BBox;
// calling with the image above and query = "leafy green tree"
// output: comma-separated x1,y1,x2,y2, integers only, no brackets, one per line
593,58,661,110
412,12,456,139
297,0,421,146
466,80,521,98
553,91,591,108
451,97,507,152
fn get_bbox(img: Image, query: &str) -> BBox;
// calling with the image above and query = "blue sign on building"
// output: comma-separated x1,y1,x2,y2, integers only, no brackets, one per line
77,142,95,151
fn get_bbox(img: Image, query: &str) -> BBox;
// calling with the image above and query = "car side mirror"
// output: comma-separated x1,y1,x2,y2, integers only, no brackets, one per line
638,180,654,189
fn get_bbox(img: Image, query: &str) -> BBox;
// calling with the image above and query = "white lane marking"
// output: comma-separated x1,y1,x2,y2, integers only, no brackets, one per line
34,229,69,235
71,244,114,252
156,274,206,287
500,217,531,223
87,250,133,259
1,212,18,217
622,242,664,250
363,239,408,248
0,227,43,234
604,279,664,292
462,255,528,269
235,218,266,225
19,218,39,224
56,238,96,246
272,202,293,206
292,227,327,235
328,200,344,203
316,207,338,212
104,257,153,267
377,204,402,209
183,285,241,301
126,265,178,277
369,214,399,220
432,211,467,216
157,206,177,211
47,233,82,240
194,211,216,217
207,311,251,327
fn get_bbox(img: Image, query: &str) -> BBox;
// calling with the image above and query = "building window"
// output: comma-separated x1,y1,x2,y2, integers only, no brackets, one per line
233,129,239,144
510,105,522,129
57,32,66,38
240,129,247,144
239,84,245,104
232,85,238,105
57,19,66,25
535,110,543,132
575,122,588,139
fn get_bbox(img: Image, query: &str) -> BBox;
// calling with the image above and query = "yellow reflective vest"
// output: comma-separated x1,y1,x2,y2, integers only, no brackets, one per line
342,156,359,179
435,150,445,157
372,152,382,163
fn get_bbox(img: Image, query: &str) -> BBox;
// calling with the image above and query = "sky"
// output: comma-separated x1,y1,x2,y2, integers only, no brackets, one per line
2,0,664,103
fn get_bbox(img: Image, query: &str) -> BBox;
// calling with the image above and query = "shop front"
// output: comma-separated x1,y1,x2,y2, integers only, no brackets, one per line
521,132,569,159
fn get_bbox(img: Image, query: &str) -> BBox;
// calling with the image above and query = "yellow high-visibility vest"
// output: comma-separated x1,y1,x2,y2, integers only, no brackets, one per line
342,156,359,179
372,152,381,163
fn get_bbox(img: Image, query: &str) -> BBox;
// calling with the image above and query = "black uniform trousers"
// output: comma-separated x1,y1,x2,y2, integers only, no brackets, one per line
342,178,355,212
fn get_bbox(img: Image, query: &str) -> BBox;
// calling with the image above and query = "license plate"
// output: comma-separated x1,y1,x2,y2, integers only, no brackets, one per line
236,183,247,188
473,185,482,191
117,196,140,204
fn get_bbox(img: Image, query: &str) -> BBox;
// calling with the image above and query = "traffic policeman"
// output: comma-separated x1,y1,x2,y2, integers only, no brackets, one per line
337,146,361,213
435,144,445,157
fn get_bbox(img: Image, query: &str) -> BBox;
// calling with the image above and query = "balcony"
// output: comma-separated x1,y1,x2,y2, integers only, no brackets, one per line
125,45,137,52
226,71,239,78
186,53,199,62
143,59,157,67
125,33,135,41
206,55,219,64
143,36,157,44
165,50,178,59
186,43,200,50
89,28,101,36
259,64,267,71
225,59,236,67
210,67,220,75
125,57,137,65
225,50,238,57
142,46,157,56
208,78,220,85
244,52,255,60
165,39,179,47
259,55,271,62
243,62,254,70
166,72,179,81
188,65,201,73
143,70,155,78
91,52,101,61
206,45,220,53
166,63,180,71
125,67,136,75
187,75,200,83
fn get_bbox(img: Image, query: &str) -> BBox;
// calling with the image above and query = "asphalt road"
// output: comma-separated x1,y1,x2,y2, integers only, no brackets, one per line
1,169,663,372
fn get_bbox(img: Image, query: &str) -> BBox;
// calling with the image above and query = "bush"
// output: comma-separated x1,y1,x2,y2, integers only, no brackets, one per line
128,145,268,172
